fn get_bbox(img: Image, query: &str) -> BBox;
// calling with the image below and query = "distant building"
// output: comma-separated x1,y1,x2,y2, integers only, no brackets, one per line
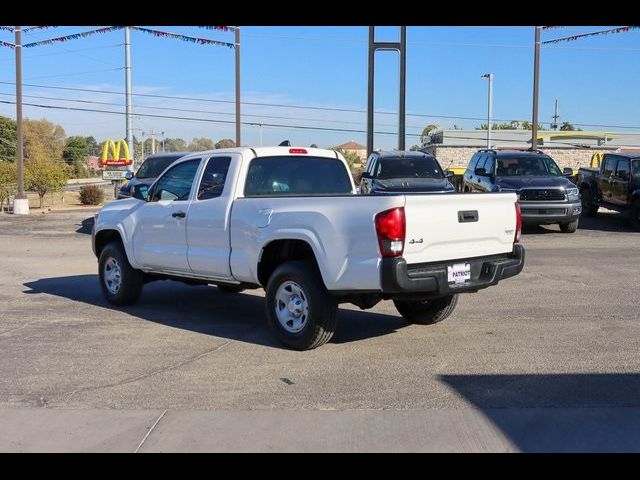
420,130,640,170
334,140,367,161
86,156,101,171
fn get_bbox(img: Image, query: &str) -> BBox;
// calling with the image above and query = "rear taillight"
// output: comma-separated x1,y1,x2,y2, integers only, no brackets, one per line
514,202,522,244
375,207,406,257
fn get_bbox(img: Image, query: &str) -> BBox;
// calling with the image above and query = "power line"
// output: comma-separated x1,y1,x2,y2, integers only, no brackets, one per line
0,80,638,131
22,67,123,81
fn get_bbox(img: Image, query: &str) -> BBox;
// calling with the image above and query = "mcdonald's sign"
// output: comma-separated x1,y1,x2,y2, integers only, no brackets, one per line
101,139,132,167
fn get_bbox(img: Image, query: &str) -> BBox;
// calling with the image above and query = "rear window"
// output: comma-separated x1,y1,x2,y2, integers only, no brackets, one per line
376,157,444,179
244,156,352,196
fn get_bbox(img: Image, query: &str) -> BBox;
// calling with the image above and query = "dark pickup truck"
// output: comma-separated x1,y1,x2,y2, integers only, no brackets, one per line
577,152,640,230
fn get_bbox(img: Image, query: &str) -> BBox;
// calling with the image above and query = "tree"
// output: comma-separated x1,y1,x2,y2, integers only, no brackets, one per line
23,119,65,164
0,161,17,212
84,136,100,157
63,136,89,165
188,137,215,151
309,144,318,148
25,158,68,208
560,122,576,131
521,121,544,130
0,116,17,162
163,137,188,152
420,124,440,144
214,138,236,149
336,149,360,172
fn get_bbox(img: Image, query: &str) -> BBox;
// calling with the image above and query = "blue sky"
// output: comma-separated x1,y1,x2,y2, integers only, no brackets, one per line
0,25,638,149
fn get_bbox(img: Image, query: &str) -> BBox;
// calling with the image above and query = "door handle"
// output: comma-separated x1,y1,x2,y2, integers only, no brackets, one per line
172,211,186,218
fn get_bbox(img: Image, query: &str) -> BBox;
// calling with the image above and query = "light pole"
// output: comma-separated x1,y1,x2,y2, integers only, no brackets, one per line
481,73,494,149
13,26,28,215
235,26,241,147
161,131,165,152
124,27,133,172
531,26,541,149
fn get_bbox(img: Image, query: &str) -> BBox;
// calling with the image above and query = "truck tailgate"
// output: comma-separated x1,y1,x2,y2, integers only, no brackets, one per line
403,193,517,264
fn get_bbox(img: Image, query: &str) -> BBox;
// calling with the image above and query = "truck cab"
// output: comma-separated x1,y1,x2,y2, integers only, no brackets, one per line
577,153,640,230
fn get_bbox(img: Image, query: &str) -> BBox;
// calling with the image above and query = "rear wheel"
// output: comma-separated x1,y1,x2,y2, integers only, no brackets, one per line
265,261,338,350
98,241,143,306
393,294,458,325
559,219,579,233
581,188,599,217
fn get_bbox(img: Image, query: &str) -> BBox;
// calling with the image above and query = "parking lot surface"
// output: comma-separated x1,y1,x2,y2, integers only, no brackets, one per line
1,209,639,451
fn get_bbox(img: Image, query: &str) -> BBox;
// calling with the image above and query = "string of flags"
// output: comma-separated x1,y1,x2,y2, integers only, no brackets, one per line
132,27,235,48
542,26,640,44
0,26,15,32
2,26,235,49
197,26,237,32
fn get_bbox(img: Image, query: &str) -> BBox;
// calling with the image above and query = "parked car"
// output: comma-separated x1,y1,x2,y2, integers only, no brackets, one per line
93,146,524,350
117,152,189,199
463,149,582,233
577,152,640,230
360,151,456,194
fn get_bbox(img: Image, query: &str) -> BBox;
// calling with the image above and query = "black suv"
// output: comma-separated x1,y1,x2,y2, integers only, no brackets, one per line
463,149,582,233
360,151,456,194
117,152,189,199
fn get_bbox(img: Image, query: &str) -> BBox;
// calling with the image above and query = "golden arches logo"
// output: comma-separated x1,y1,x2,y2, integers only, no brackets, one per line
590,151,603,169
101,139,132,166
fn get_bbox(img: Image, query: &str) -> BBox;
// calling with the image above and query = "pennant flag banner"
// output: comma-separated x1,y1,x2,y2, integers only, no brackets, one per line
543,26,640,44
542,26,564,29
0,40,15,49
197,26,236,32
23,26,57,32
0,26,15,32
22,26,126,48
132,27,235,48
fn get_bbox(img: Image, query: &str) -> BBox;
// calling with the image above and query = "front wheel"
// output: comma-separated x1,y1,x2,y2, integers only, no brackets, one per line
393,294,458,325
581,188,599,217
559,219,579,233
265,261,338,350
98,241,143,306
631,200,640,231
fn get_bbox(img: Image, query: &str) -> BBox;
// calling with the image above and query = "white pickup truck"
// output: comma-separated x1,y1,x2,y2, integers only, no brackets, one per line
92,146,524,350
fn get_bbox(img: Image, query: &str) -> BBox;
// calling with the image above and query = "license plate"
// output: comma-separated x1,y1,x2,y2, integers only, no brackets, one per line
447,263,471,284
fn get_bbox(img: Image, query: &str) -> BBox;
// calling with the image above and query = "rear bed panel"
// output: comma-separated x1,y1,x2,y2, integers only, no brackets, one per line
403,193,517,264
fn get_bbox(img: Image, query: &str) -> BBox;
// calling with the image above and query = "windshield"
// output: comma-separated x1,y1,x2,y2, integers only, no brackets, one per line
136,156,183,179
633,159,640,177
376,157,444,179
495,156,562,176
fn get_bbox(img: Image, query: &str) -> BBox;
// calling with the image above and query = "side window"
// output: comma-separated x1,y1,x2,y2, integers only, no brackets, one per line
484,156,495,176
615,158,630,181
197,157,232,200
467,153,479,173
602,156,617,177
149,159,200,202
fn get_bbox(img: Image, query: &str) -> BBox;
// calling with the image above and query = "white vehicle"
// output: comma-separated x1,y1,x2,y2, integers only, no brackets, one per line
92,146,524,350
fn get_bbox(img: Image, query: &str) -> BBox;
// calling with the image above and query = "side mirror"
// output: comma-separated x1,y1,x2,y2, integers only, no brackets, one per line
132,184,149,201
475,167,487,176
563,167,574,176
125,170,134,180
444,169,454,178
361,172,372,180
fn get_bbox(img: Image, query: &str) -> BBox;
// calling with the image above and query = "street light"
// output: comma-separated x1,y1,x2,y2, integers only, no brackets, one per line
161,131,165,152
481,73,494,149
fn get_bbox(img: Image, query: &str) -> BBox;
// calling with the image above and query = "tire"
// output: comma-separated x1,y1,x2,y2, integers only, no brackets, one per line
265,261,338,351
581,188,599,217
559,219,579,233
393,294,458,325
217,285,245,294
98,241,143,306
631,200,640,232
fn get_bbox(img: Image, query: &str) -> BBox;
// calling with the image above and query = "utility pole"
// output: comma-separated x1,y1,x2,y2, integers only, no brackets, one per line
551,99,560,130
235,26,241,147
531,26,541,149
161,131,165,152
124,27,133,171
13,26,28,215
141,131,145,161
481,73,494,149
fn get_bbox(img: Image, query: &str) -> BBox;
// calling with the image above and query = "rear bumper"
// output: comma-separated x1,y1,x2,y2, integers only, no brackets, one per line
520,201,582,224
380,244,525,296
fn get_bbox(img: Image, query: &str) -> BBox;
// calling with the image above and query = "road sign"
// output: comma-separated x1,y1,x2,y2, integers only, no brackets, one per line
103,170,129,180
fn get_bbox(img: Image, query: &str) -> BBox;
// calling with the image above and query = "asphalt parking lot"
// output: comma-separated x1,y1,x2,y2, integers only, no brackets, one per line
1,208,639,452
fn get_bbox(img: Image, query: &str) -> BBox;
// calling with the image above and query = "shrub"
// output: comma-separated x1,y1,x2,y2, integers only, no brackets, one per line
79,184,104,205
